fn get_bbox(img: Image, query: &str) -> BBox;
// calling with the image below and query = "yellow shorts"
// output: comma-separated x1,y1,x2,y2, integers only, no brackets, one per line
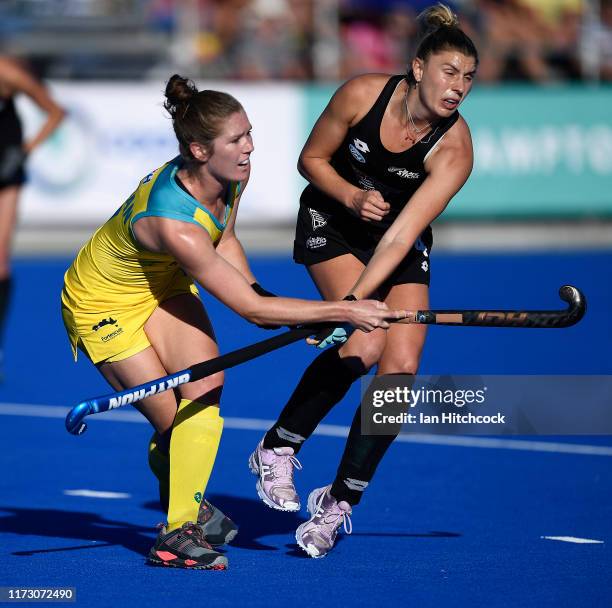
61,275,200,365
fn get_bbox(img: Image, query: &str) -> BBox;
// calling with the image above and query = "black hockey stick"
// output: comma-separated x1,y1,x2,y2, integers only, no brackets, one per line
65,285,585,435
399,285,586,328
65,326,318,435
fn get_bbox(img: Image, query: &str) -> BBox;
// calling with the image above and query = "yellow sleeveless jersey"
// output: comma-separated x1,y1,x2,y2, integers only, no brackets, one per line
61,156,241,363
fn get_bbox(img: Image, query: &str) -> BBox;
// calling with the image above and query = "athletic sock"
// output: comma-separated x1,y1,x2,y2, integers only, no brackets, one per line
148,432,170,512
330,374,412,506
263,346,367,453
166,399,224,532
0,277,12,347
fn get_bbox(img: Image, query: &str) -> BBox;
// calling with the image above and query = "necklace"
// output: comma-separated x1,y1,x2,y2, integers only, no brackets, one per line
404,91,431,140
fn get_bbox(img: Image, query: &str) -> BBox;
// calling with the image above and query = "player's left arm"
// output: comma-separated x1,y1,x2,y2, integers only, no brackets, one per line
349,119,474,299
0,58,65,154
215,175,259,286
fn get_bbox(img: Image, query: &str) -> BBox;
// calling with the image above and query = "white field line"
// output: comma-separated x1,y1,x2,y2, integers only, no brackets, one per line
2,402,612,457
64,489,131,499
541,536,604,544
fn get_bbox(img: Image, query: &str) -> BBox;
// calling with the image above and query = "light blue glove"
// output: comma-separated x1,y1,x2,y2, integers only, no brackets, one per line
314,323,354,349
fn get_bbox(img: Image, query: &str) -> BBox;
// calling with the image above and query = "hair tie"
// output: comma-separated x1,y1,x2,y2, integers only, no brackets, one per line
182,102,190,119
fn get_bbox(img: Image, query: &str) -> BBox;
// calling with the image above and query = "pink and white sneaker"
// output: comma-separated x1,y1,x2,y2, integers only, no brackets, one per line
248,440,302,511
295,485,352,558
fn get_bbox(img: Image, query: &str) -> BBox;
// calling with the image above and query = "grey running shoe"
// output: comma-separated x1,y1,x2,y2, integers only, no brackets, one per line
197,498,238,546
148,522,228,570
248,440,302,511
295,485,352,559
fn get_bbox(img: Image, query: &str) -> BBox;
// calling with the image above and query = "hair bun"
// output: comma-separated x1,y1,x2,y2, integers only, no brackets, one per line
164,74,198,118
418,3,459,34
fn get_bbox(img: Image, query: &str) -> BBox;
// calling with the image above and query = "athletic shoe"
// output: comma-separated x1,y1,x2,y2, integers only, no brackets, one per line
197,498,238,546
248,440,302,511
295,485,352,559
148,522,228,570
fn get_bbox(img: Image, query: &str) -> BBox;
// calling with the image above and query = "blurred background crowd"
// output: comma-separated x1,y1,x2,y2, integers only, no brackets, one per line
0,0,611,83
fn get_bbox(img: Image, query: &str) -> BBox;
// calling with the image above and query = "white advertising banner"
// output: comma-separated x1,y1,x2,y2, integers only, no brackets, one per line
17,81,303,226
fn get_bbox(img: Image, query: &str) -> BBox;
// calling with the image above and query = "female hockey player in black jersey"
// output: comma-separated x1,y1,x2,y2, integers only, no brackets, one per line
249,3,478,558
0,56,64,378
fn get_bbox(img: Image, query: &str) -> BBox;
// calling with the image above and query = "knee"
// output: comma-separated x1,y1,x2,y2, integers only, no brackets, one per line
183,371,224,405
378,355,421,376
340,331,386,371
0,256,10,279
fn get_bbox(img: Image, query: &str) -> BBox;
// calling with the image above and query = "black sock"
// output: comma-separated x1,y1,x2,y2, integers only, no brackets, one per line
330,374,413,506
0,277,12,348
263,346,367,453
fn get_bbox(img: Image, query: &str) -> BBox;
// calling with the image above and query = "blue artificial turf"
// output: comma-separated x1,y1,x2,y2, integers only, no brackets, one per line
0,252,610,606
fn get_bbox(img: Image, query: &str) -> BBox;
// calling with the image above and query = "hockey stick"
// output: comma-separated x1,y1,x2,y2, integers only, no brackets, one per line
65,285,585,435
65,325,318,435
398,284,586,328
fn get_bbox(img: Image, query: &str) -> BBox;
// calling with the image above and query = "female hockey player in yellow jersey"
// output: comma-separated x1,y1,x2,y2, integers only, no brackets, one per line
61,75,402,570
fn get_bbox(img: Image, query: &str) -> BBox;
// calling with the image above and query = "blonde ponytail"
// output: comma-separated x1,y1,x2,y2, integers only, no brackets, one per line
418,3,459,33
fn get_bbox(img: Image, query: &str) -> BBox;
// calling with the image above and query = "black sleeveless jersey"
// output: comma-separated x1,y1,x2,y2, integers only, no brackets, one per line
0,96,23,150
301,75,460,234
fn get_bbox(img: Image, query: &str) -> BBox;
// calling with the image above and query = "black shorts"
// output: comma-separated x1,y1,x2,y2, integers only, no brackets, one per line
293,198,433,287
0,146,26,188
